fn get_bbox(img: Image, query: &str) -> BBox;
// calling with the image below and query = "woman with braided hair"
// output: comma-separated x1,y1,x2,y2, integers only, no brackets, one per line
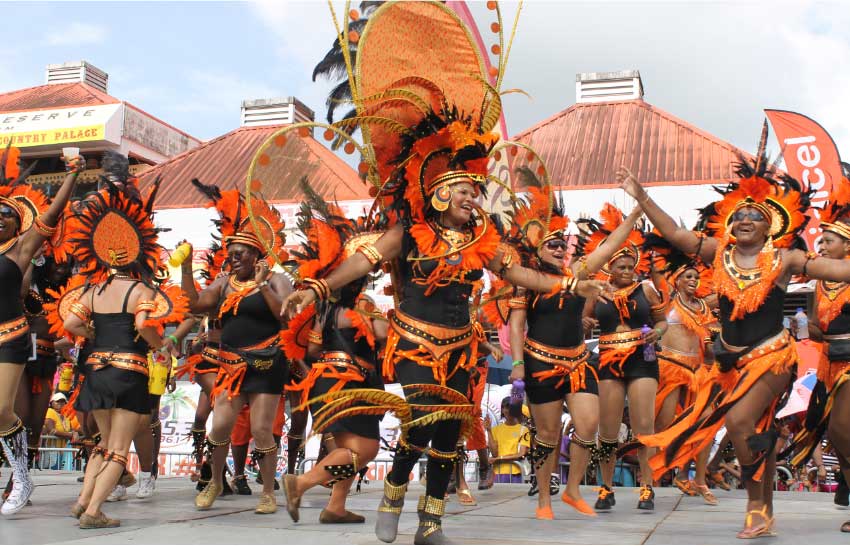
504,184,642,519
621,131,850,538
0,147,83,516
181,187,291,515
580,203,665,512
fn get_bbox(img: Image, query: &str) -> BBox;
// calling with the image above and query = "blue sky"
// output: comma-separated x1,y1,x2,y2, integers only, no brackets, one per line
4,1,849,159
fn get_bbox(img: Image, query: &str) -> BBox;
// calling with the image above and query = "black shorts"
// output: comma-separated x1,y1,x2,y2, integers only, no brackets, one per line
0,333,31,365
75,365,151,415
393,338,471,411
597,350,659,382
525,356,599,405
309,369,383,440
25,354,59,379
238,351,288,395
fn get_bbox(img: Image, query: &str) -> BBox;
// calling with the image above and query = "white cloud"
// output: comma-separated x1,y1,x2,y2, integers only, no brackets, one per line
45,22,109,46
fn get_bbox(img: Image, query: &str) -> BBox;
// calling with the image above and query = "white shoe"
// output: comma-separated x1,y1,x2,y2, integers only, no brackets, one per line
1,473,34,516
136,473,156,499
106,484,127,502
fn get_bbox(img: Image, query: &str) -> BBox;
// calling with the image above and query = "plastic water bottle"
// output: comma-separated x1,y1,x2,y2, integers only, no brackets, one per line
511,379,525,405
641,324,656,361
795,308,809,340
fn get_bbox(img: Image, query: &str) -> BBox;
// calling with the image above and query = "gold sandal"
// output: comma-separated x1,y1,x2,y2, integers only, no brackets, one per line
695,484,718,506
736,506,775,539
457,488,477,506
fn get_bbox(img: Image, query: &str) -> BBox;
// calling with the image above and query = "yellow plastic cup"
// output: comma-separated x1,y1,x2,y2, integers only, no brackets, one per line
148,353,172,395
58,364,74,392
168,242,192,268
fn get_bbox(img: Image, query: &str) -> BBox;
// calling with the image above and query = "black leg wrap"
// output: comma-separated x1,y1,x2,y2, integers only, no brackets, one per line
189,428,206,461
0,419,25,465
203,436,230,460
741,429,779,483
529,438,558,471
593,436,618,465
324,449,359,486
570,431,598,459
251,444,278,466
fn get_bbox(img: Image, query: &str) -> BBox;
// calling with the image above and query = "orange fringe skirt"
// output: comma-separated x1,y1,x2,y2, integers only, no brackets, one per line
639,331,796,482
654,348,701,418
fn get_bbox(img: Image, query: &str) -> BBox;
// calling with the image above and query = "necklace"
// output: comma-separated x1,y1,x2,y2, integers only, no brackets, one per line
0,236,18,256
229,275,257,292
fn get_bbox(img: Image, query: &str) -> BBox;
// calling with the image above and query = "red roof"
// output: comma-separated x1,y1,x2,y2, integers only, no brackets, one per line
513,99,748,188
0,82,120,113
137,125,371,208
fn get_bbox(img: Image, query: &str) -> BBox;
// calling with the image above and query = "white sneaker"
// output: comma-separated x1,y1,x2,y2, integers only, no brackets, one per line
1,473,34,516
136,472,156,499
106,484,127,502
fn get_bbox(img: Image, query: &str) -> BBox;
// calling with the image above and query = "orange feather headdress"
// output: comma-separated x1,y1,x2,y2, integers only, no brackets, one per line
644,229,713,298
577,203,648,279
818,164,850,242
506,167,571,269
0,144,45,235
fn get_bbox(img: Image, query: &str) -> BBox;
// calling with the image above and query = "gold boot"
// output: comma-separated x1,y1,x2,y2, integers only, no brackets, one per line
414,495,450,545
375,479,408,543
255,492,278,514
194,481,223,510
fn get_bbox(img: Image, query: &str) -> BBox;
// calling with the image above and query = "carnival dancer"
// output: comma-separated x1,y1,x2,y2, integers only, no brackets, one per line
176,180,245,492
644,234,720,505
61,182,171,528
505,185,643,519
0,146,83,515
181,186,291,515
281,180,392,524
779,172,850,534
622,130,850,538
273,4,605,541
579,203,664,511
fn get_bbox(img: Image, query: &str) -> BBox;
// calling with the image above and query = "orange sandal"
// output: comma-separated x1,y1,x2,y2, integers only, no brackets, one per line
535,505,554,520
561,491,597,516
736,506,775,539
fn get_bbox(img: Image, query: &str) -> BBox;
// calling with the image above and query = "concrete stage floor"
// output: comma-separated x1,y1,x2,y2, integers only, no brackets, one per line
2,472,849,544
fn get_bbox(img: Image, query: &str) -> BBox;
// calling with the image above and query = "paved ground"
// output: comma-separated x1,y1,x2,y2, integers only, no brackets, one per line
2,472,849,544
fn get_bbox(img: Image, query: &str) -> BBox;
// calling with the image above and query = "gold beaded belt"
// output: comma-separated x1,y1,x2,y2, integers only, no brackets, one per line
317,351,374,374
598,329,644,351
86,352,149,376
524,338,589,368
0,316,29,346
390,309,473,361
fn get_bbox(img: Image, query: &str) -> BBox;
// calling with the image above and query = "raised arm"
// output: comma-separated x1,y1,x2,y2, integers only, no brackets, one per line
786,249,850,283
576,206,643,278
283,224,403,317
496,254,605,300
186,271,225,315
256,266,290,322
17,157,84,268
617,167,718,263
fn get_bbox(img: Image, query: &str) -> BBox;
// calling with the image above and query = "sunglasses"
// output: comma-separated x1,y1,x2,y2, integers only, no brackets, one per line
544,240,568,251
732,210,766,223
0,206,18,220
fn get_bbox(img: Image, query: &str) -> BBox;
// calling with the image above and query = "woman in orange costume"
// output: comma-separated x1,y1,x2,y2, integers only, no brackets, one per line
62,182,170,528
181,187,291,515
506,185,642,519
645,234,719,504
0,147,82,516
780,171,850,534
280,5,605,543
621,132,850,538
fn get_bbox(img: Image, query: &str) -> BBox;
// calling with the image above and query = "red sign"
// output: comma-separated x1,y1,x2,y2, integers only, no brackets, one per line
765,110,843,251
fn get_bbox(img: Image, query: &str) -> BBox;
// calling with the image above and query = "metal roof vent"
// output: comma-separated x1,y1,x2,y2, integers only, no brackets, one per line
240,97,315,127
576,70,643,104
45,61,108,93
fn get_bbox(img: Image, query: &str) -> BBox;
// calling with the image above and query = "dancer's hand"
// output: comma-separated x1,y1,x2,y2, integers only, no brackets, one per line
490,346,504,362
283,289,316,319
616,166,646,202
254,260,270,283
575,279,608,301
509,362,525,382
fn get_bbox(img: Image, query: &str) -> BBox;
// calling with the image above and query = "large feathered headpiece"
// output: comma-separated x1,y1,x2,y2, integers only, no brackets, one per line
0,144,45,235
244,1,533,255
644,229,713,298
819,162,850,242
699,123,812,250
506,166,571,268
69,187,160,282
577,203,648,279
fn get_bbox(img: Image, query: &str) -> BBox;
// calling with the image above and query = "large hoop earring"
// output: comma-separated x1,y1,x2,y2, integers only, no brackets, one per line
431,184,452,212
